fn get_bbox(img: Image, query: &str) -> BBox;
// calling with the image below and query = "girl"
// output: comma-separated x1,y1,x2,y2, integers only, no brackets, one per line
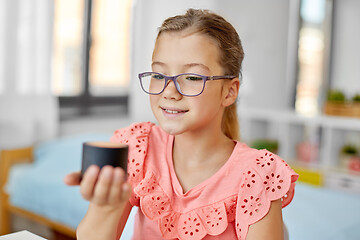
65,9,298,240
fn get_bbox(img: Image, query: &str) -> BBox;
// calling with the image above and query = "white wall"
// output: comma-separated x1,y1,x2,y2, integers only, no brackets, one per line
331,0,360,97
129,0,292,123
0,95,58,149
216,0,291,111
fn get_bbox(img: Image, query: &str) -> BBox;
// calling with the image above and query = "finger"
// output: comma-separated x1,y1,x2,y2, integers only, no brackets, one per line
108,167,126,205
80,165,100,200
63,172,82,186
92,166,114,205
121,182,132,201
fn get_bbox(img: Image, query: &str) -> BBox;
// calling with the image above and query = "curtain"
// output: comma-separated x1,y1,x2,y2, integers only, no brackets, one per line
0,0,58,149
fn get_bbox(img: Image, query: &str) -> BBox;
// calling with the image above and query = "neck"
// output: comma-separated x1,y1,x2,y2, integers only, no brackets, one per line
171,124,236,194
173,127,234,167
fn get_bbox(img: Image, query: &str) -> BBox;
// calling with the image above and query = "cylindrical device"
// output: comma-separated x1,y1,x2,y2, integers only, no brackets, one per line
81,141,128,176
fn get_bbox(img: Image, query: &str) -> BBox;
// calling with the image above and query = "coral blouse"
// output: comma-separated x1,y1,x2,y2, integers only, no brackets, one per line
110,122,298,240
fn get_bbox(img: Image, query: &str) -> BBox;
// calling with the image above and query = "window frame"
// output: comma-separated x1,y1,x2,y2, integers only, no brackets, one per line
58,0,129,117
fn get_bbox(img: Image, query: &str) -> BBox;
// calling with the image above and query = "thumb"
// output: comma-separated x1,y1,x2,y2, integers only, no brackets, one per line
63,172,82,186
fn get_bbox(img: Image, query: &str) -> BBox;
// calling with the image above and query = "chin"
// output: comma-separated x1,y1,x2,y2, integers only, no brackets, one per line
158,121,186,136
161,125,184,136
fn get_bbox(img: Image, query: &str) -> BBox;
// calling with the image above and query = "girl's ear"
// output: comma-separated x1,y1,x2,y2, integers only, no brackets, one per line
222,77,240,107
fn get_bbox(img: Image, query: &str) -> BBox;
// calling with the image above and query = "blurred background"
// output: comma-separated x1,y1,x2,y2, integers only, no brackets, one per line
1,0,360,239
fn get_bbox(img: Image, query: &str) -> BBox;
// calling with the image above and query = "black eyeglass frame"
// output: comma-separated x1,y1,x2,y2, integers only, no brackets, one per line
138,72,237,97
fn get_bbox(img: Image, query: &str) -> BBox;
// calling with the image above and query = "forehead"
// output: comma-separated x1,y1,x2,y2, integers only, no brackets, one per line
152,31,223,74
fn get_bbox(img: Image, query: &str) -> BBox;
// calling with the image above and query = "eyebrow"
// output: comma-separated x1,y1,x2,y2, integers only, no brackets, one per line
151,61,166,68
184,63,210,72
151,62,210,72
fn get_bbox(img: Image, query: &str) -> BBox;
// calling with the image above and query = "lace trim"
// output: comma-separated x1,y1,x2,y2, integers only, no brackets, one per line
134,170,233,240
135,166,297,240
110,122,154,186
111,123,298,240
234,150,298,239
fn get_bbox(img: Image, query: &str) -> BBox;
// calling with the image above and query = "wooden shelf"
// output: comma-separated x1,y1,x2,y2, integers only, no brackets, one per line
324,102,360,118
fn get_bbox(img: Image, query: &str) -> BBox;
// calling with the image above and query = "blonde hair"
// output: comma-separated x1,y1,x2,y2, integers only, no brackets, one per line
157,9,244,140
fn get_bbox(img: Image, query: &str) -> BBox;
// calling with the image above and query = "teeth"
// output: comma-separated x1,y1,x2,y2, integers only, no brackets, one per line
164,109,181,114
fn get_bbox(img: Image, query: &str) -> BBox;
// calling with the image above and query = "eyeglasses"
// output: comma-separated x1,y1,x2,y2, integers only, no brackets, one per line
138,72,236,97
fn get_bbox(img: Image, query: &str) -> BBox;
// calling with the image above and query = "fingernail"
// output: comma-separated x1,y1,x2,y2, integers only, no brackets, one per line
100,167,111,179
87,165,98,176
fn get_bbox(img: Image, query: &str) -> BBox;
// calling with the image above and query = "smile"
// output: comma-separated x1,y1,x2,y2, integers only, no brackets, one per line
161,107,188,114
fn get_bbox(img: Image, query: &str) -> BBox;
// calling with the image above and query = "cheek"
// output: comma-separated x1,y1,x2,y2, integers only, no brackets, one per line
203,85,223,103
193,92,221,113
150,95,158,111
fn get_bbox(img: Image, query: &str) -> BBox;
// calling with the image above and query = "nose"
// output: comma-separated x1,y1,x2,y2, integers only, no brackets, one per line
162,79,182,100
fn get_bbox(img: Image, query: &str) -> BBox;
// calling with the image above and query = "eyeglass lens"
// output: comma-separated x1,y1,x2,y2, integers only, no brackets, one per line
140,73,204,96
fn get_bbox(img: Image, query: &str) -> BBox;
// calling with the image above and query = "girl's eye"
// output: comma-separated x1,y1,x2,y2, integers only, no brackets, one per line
152,74,164,80
185,75,203,81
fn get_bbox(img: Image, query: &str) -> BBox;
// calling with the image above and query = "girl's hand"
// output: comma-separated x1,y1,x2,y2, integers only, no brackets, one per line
63,171,82,186
65,166,133,240
80,165,131,208
64,165,132,208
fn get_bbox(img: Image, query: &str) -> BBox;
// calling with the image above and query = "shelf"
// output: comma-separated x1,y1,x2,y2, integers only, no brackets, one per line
320,115,360,130
239,107,360,130
238,107,360,193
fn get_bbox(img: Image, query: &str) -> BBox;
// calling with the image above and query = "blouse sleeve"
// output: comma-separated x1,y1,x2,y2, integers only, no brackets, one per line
110,122,155,206
235,149,299,239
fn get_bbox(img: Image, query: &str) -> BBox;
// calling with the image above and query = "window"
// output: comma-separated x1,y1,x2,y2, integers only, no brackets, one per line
294,0,333,116
52,0,131,117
